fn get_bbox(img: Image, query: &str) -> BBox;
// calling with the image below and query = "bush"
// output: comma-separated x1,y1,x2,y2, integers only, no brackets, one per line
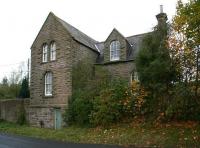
64,60,112,126
165,83,200,121
90,79,128,126
64,59,150,126
64,90,93,126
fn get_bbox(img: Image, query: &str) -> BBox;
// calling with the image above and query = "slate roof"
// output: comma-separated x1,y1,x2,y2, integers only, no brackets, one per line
95,33,146,63
53,13,147,62
54,13,99,52
126,33,147,59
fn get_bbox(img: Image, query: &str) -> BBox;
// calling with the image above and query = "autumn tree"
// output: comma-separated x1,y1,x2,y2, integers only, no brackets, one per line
169,0,200,98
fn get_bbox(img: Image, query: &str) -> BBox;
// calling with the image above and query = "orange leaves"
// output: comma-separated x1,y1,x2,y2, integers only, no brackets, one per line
130,81,148,110
122,80,148,114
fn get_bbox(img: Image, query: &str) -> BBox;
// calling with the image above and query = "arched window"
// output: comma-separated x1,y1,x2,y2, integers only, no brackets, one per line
110,41,120,61
42,43,48,62
50,42,56,61
45,72,52,96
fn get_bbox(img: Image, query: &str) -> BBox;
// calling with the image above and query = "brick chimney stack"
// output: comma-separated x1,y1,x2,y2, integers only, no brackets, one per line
156,5,168,25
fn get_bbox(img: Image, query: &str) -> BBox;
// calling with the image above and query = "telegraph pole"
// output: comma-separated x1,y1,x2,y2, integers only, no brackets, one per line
195,45,200,98
27,58,30,84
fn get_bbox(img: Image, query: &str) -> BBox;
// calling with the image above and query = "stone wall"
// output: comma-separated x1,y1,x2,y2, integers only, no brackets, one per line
95,61,135,80
0,99,30,123
71,39,98,66
28,105,66,128
30,13,99,128
28,107,53,128
30,13,73,128
30,13,72,107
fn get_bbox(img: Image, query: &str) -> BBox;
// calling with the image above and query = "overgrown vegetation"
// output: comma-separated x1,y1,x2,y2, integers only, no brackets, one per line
64,61,116,126
1,120,200,147
136,19,176,119
64,60,149,126
64,0,200,127
0,76,21,99
0,61,30,100
135,0,200,122
0,75,30,99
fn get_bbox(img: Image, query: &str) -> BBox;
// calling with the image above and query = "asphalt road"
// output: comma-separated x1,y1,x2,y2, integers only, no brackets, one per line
0,133,124,148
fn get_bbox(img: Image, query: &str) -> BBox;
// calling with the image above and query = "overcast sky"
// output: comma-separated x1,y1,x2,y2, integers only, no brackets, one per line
0,0,187,81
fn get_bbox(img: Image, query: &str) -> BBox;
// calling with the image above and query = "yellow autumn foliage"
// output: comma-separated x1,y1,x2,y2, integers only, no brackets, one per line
122,80,148,114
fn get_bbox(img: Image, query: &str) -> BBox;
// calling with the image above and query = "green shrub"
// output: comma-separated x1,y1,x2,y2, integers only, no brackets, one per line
65,59,155,126
64,90,93,126
165,83,200,121
90,79,128,126
64,60,112,126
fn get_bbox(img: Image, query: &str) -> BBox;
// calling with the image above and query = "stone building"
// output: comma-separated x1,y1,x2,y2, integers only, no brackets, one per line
30,9,167,129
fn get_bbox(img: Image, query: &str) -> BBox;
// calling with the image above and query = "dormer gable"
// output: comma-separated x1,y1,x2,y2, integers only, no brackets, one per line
103,28,131,63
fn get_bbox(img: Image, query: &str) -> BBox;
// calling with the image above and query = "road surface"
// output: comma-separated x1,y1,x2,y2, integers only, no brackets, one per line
0,133,125,148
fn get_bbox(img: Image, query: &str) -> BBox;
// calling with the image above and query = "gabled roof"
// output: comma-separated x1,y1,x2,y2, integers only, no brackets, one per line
95,32,147,63
31,12,148,61
105,28,126,42
53,13,99,52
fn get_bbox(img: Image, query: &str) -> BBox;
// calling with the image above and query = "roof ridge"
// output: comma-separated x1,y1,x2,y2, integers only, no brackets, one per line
113,28,126,39
126,32,150,39
62,18,98,43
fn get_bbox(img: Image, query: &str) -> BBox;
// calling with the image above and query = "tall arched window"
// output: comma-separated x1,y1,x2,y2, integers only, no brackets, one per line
50,42,56,61
42,43,48,62
45,72,52,96
110,41,120,61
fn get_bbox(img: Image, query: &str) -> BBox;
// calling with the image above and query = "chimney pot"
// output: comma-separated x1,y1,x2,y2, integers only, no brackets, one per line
160,5,163,13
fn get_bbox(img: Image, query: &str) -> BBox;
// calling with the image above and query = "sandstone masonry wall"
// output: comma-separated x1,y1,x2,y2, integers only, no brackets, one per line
96,61,135,80
30,13,73,128
0,99,30,123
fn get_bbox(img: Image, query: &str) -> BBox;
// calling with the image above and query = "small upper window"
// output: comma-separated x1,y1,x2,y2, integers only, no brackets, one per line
42,44,48,62
130,71,139,83
110,41,120,61
50,42,56,61
45,72,52,96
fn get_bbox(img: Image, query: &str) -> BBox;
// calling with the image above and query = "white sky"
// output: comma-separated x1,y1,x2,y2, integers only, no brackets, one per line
0,0,187,81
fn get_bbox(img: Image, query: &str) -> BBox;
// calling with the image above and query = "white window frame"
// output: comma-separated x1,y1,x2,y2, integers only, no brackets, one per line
130,71,139,83
42,44,48,62
45,72,52,96
110,41,120,61
50,42,56,61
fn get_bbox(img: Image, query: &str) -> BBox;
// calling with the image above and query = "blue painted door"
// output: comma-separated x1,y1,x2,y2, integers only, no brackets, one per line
54,109,62,129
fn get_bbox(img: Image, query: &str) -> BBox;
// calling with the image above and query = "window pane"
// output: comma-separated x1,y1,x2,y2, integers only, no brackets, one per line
43,44,48,62
110,41,120,61
134,72,139,81
50,42,56,61
45,72,52,96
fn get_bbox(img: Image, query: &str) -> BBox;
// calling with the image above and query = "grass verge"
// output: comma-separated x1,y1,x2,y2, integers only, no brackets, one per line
0,120,200,147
